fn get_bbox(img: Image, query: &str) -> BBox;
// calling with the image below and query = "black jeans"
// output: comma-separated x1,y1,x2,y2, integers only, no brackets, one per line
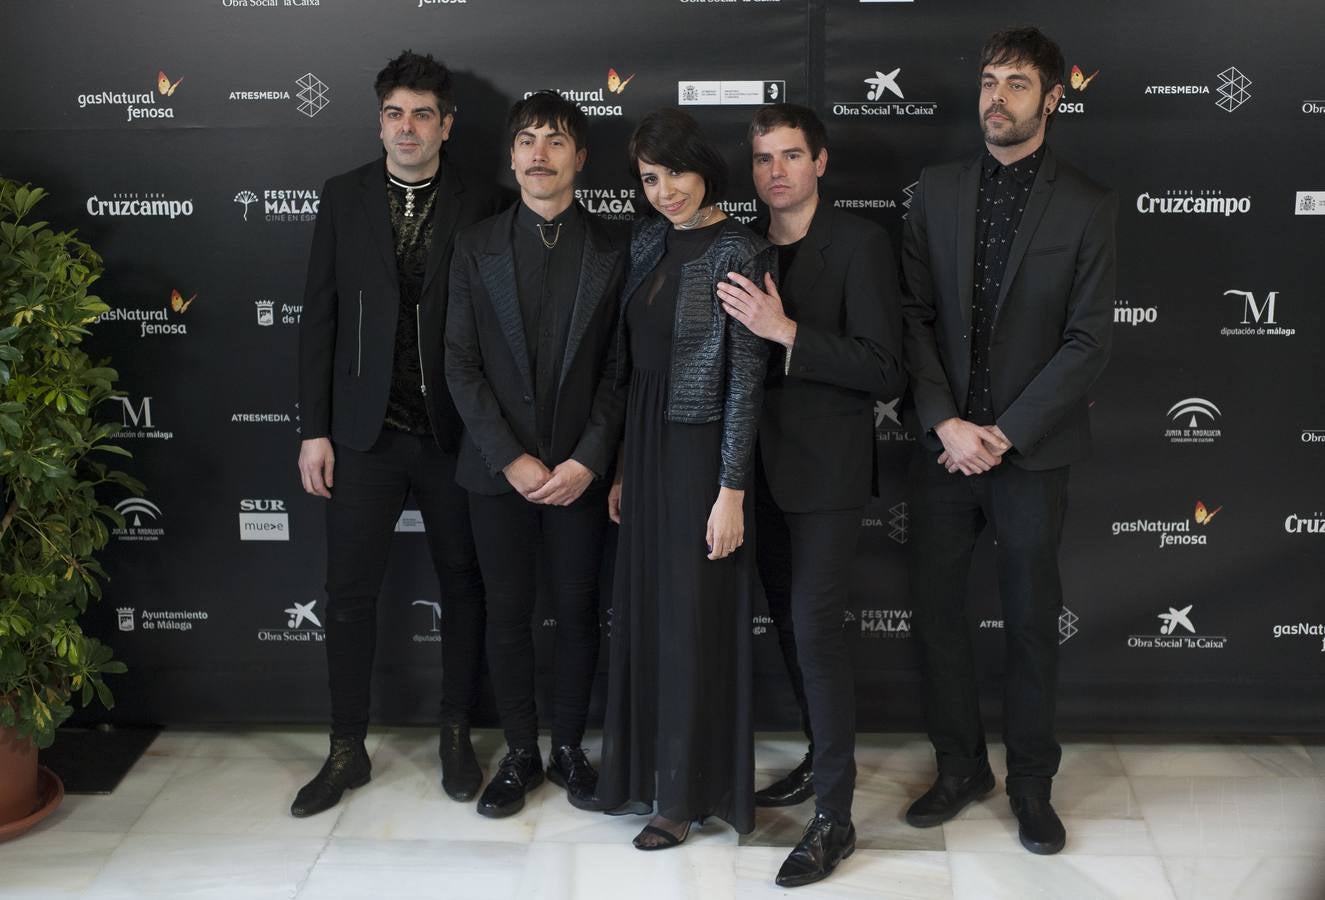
468,480,609,752
324,429,486,740
906,447,1070,799
755,458,862,823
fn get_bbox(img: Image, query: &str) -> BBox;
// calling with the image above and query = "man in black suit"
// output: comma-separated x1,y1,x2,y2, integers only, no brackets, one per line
292,51,499,818
445,91,626,819
900,27,1116,855
717,104,904,887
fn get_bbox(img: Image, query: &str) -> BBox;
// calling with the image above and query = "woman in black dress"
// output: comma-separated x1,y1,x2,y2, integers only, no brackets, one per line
598,109,775,849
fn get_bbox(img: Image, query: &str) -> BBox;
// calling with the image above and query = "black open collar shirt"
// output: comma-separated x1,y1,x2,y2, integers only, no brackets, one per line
965,146,1043,426
512,200,585,463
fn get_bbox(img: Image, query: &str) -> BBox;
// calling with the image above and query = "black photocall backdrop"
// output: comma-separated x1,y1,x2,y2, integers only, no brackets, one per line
2,0,1323,734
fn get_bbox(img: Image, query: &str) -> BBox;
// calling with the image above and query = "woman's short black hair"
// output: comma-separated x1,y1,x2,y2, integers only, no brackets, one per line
374,50,454,115
508,90,589,151
627,108,727,208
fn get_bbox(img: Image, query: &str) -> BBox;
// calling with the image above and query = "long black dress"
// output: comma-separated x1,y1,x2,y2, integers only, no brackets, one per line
598,220,757,834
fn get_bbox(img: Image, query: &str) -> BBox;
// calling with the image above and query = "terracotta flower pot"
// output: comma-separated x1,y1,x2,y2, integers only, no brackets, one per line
0,724,39,824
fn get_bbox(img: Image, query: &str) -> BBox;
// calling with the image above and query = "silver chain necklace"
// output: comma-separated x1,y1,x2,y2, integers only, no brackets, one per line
388,174,434,218
536,222,562,250
675,205,717,230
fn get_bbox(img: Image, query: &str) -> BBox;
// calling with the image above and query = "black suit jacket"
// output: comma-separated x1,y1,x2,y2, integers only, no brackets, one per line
445,203,627,495
901,147,1116,469
298,157,501,452
756,204,906,513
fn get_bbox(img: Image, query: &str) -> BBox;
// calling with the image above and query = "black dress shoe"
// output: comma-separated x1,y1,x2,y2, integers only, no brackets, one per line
904,765,996,828
774,812,857,888
547,745,599,810
438,722,482,802
290,736,370,818
1010,796,1066,855
755,751,814,808
476,748,544,819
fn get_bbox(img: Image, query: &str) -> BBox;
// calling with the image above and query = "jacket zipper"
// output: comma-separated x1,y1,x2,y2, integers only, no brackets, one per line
415,303,427,396
356,290,363,376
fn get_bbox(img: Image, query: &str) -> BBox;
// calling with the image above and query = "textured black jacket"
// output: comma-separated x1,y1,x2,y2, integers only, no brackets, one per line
298,157,501,452
902,147,1116,469
619,215,774,489
445,203,627,495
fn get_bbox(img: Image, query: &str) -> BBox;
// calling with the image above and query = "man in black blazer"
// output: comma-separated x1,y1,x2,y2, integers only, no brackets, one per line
445,91,626,819
292,51,499,818
718,104,904,888
900,28,1116,855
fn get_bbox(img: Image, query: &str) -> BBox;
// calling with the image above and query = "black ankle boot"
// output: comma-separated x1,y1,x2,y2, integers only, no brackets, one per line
438,722,482,802
290,736,371,818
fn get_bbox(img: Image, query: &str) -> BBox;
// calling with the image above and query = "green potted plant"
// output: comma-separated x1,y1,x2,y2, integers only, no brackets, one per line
0,179,134,839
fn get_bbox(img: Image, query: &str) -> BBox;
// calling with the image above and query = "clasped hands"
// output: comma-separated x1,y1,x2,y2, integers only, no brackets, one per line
503,454,594,506
934,418,1012,476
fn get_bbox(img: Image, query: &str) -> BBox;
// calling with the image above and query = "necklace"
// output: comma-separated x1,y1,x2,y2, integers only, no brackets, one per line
388,173,434,218
537,222,562,250
675,205,716,230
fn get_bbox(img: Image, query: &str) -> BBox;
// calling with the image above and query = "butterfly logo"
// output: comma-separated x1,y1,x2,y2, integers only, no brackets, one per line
607,68,636,95
1193,501,1222,525
169,289,196,314
157,70,183,97
1069,65,1099,91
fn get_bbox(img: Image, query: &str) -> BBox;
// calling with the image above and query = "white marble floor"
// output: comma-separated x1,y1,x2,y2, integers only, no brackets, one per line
4,729,1325,900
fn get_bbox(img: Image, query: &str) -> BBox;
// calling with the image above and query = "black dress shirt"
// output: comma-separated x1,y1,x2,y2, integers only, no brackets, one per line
966,147,1042,426
512,201,585,462
383,168,439,435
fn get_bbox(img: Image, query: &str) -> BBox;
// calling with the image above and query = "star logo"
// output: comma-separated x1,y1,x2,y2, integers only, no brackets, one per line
285,600,322,630
865,68,904,101
1157,605,1195,636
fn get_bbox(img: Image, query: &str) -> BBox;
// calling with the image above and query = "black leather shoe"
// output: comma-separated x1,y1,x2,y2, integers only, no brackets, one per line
438,722,482,802
774,813,857,888
290,736,370,818
476,748,544,819
755,751,814,808
1010,796,1066,855
547,745,599,810
904,765,996,827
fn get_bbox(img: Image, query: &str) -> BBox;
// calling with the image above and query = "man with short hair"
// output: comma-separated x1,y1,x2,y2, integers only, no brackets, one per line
900,27,1116,854
445,90,627,818
292,50,499,818
717,103,904,887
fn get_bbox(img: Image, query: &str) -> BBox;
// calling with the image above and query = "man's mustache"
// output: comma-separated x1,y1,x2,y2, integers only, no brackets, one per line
524,167,558,176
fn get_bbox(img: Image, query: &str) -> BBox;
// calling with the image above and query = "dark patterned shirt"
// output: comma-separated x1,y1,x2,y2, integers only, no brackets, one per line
966,147,1042,426
383,166,439,435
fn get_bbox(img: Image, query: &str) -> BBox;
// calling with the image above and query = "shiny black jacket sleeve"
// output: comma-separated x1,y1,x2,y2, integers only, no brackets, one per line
719,245,775,489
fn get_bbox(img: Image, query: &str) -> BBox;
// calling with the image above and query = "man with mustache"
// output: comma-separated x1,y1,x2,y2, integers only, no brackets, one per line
446,90,627,817
900,27,1116,854
294,50,499,818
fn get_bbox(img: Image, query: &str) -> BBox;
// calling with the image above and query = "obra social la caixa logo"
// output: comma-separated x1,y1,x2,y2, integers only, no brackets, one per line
239,498,289,541
1111,500,1223,549
831,67,938,118
258,599,324,643
1128,604,1227,651
76,70,183,123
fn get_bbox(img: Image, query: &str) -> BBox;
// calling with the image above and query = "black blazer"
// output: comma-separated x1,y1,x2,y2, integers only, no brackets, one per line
901,147,1116,470
755,205,906,513
298,157,500,452
445,203,627,495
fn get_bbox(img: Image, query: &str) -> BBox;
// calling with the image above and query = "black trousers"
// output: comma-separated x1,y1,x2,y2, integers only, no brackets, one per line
468,481,609,752
324,428,486,740
906,447,1070,799
755,457,862,822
